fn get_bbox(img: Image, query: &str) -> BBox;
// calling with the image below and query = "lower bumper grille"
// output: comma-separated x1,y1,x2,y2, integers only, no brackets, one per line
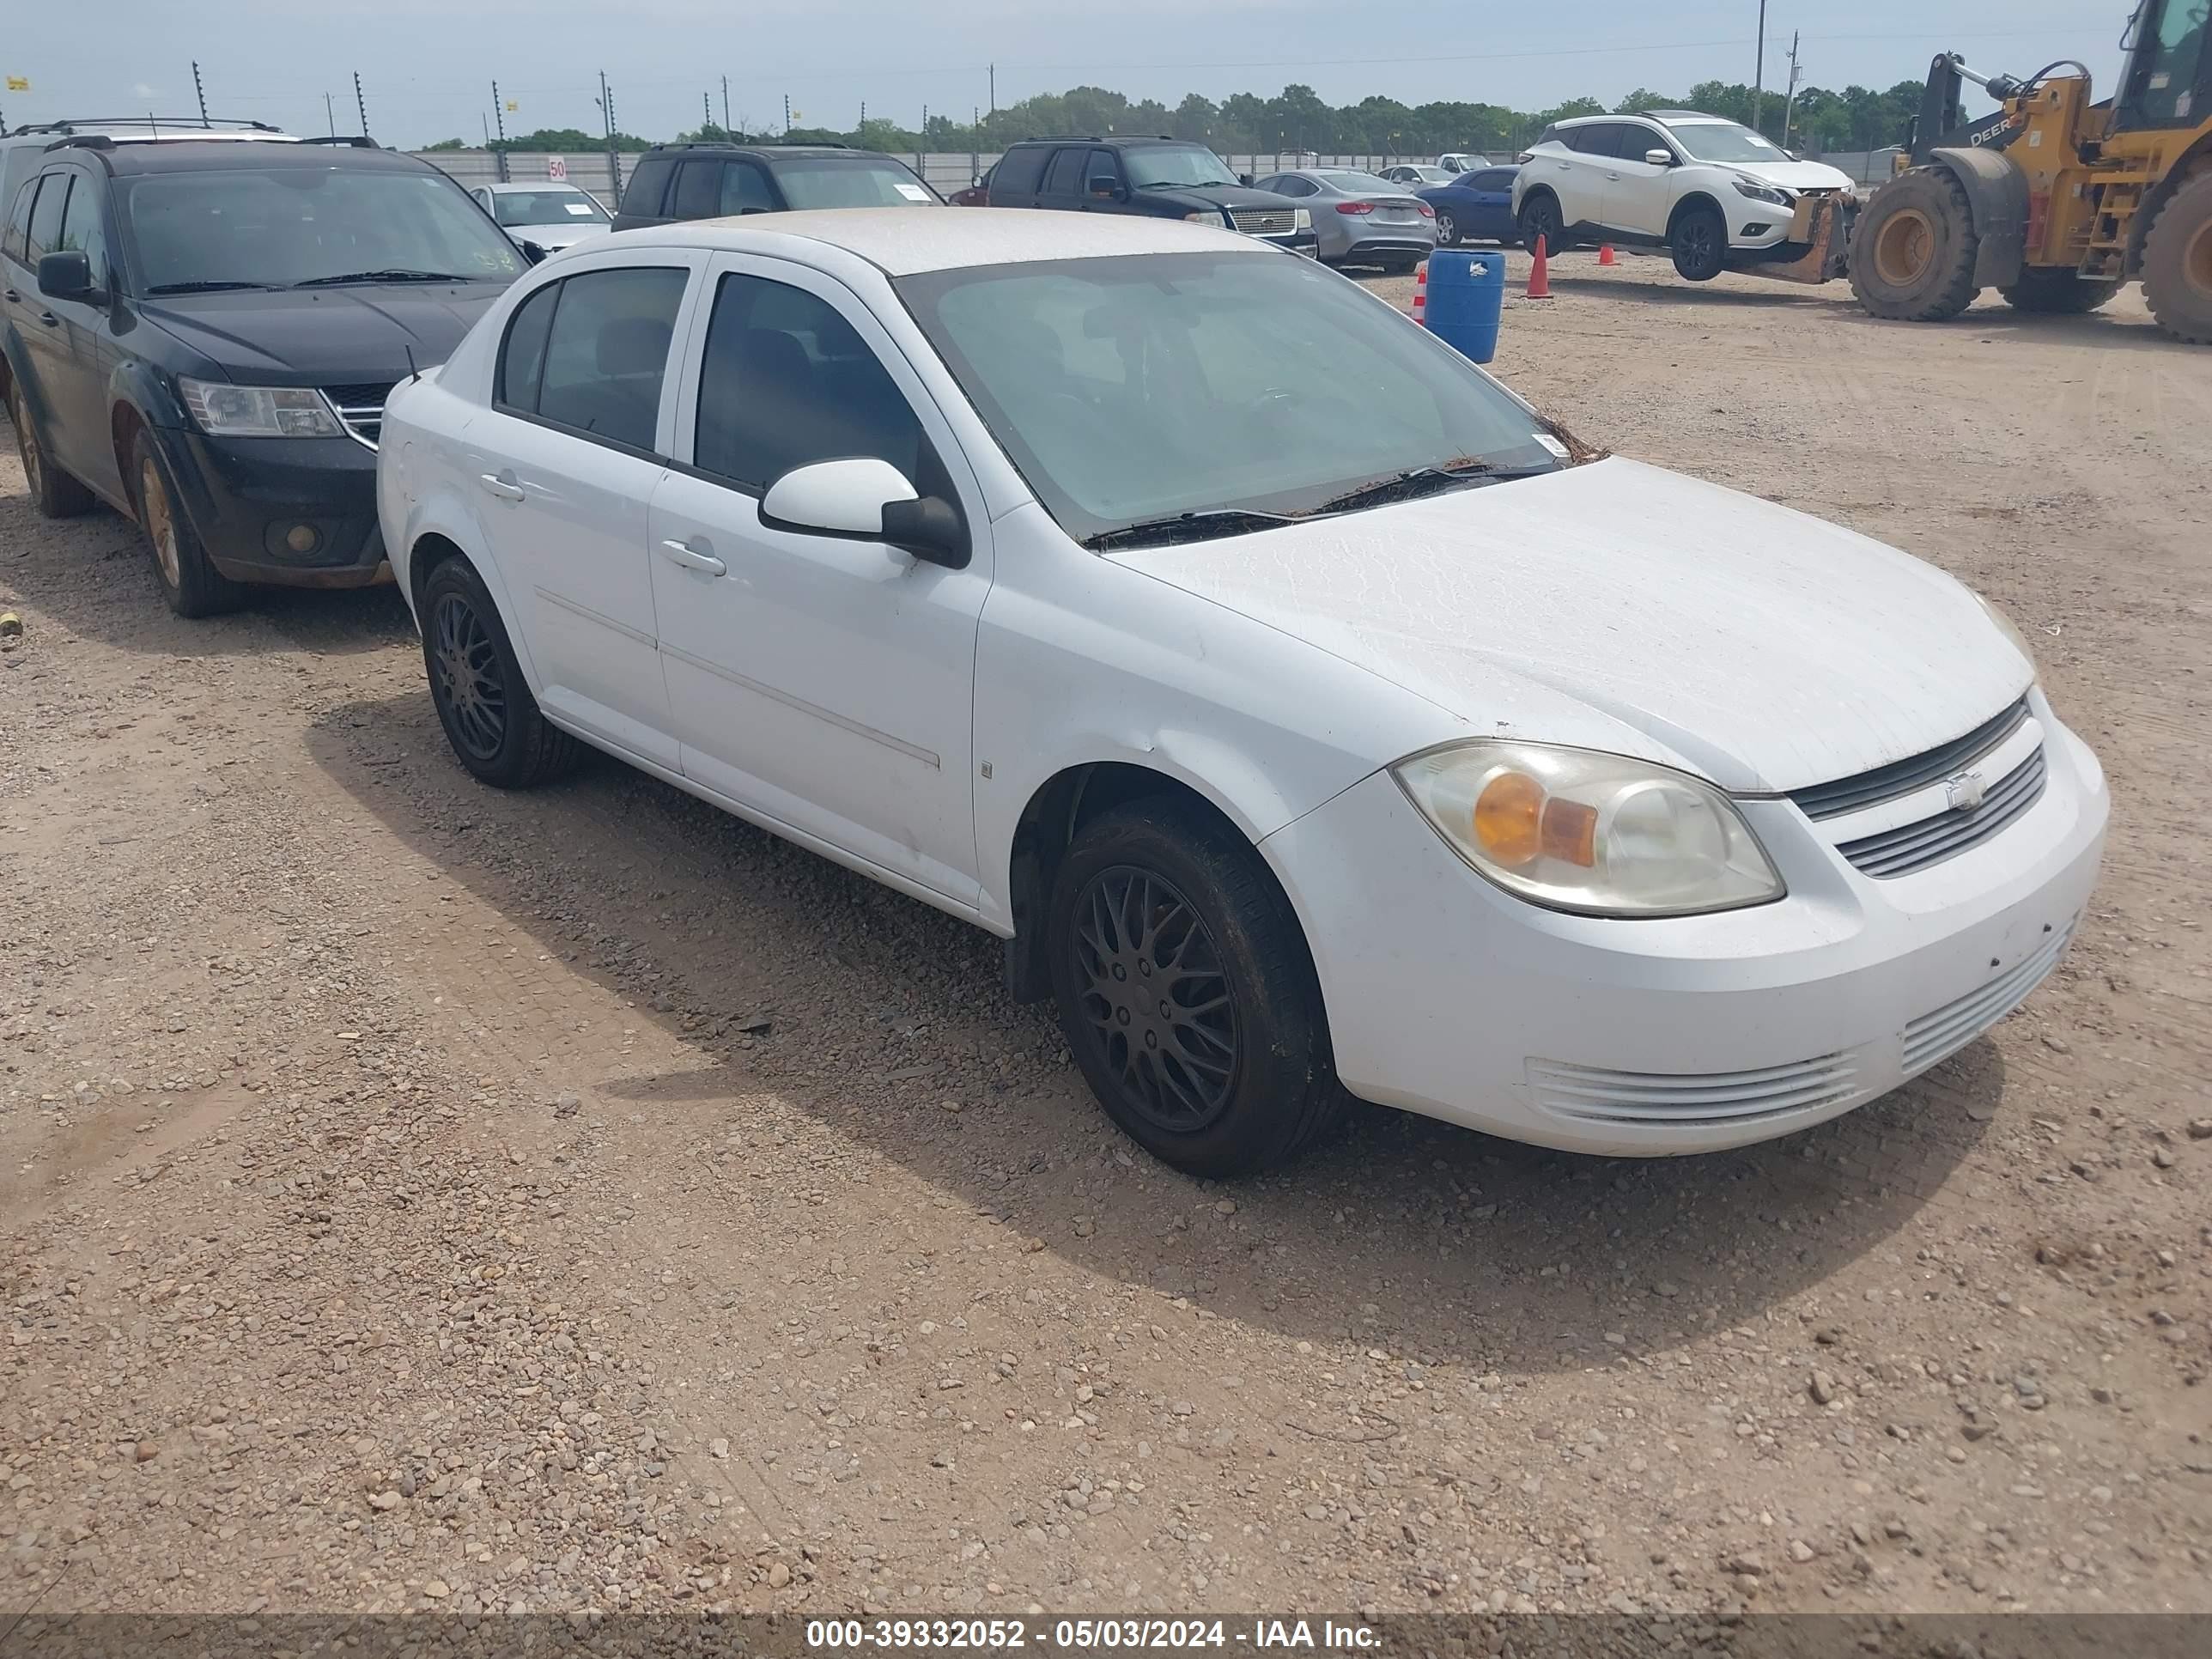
1835,745,2046,878
1902,921,2075,1073
1528,1051,1864,1129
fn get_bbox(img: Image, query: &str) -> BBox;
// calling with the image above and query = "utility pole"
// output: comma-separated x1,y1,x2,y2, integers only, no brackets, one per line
191,60,209,126
721,75,731,133
988,63,996,119
1752,0,1767,135
353,71,368,139
1781,32,1803,149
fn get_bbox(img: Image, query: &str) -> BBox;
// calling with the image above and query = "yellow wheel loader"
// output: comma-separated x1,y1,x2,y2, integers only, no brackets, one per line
1850,2,2212,342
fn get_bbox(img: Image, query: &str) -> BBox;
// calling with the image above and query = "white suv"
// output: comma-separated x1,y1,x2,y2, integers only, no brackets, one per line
1511,111,1856,281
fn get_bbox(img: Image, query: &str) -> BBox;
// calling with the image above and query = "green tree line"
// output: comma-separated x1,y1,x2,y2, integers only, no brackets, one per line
422,75,1931,158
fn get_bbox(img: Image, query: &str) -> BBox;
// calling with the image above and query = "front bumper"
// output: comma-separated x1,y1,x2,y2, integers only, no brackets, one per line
1729,191,1856,283
159,426,392,589
1261,698,2107,1156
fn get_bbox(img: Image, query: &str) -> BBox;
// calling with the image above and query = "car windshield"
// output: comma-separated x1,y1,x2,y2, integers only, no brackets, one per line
1313,171,1401,193
1664,121,1787,163
123,165,526,289
896,251,1562,545
491,187,609,227
771,157,939,209
1122,148,1239,189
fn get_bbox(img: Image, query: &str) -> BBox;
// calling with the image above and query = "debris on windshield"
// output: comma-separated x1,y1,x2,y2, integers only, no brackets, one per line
1535,410,1610,465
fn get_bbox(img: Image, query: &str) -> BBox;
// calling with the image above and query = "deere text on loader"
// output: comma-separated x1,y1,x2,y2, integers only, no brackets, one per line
1848,2,2212,343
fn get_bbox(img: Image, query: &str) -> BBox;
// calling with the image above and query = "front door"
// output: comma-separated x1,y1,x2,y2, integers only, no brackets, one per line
647,255,991,906
466,255,699,768
45,167,122,497
1597,124,1679,240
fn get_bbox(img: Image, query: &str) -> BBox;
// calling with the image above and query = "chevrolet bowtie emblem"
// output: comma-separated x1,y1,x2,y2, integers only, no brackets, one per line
1943,769,1987,811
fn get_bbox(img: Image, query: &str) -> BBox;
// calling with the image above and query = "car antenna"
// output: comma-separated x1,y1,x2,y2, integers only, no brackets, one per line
404,344,421,384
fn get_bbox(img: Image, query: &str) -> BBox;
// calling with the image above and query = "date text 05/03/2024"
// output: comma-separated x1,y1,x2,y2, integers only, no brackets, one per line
805,1618,1381,1650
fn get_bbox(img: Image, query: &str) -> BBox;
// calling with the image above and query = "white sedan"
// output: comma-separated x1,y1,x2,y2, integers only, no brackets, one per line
376,210,2106,1176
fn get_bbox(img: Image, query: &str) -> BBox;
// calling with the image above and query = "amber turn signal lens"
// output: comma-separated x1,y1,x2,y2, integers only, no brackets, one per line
1474,770,1545,867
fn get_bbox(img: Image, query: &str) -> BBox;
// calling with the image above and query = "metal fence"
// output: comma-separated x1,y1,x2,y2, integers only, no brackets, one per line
412,148,1506,207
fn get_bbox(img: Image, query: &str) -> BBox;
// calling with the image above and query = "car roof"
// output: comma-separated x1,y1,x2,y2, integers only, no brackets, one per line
606,206,1266,276
1006,137,1193,149
98,140,429,176
640,143,886,162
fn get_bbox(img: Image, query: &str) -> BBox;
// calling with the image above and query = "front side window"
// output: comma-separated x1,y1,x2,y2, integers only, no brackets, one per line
770,158,937,208
1122,147,1239,189
693,271,925,489
121,165,525,292
1663,121,1786,163
27,173,67,264
508,266,689,451
55,170,106,287
896,251,1561,545
720,162,775,214
491,188,611,228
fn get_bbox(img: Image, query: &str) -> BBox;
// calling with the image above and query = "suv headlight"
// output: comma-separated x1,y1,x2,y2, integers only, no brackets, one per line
179,377,343,439
1393,740,1784,917
1732,177,1793,208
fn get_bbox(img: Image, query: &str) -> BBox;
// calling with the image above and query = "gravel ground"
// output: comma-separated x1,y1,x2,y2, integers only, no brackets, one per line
3,250,2208,1621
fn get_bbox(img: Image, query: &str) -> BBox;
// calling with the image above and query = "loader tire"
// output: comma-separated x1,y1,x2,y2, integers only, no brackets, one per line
2142,172,2212,346
1850,167,1982,323
2000,268,2124,315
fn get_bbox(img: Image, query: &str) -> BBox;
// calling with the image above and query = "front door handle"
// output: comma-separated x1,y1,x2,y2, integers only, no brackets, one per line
35,310,59,326
1605,171,1621,181
477,472,526,503
658,538,726,577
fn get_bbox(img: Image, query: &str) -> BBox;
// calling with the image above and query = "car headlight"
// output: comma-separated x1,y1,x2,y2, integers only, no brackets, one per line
1731,177,1792,208
179,377,343,439
1972,590,2035,669
1393,740,1785,917
1292,207,1311,230
1184,210,1226,224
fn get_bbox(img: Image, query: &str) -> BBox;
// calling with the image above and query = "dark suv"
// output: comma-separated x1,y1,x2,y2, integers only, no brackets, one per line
611,143,941,230
2,134,527,615
985,138,1317,254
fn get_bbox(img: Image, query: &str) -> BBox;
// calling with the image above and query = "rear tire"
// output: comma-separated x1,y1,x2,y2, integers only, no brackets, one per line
1850,166,1983,322
131,429,243,618
1668,204,1729,282
1046,799,1346,1177
2141,172,2212,345
1435,208,1462,247
420,556,581,789
7,380,94,520
2000,268,2123,314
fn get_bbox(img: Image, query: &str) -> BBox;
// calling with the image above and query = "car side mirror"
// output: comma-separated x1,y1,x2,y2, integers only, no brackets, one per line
1087,174,1123,200
1237,173,1254,186
759,457,969,568
518,240,549,265
1644,149,1674,167
36,249,97,302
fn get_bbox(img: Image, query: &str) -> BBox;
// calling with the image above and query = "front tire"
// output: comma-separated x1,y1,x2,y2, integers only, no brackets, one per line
2141,171,2212,345
1849,166,1982,322
1046,799,1345,1177
1518,193,1566,257
2000,267,2123,314
420,556,580,788
1669,204,1729,282
131,429,243,617
8,380,94,520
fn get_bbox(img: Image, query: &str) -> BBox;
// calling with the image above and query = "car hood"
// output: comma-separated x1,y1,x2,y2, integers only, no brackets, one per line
138,283,510,384
1153,183,1308,211
1107,458,2031,793
1729,157,1857,192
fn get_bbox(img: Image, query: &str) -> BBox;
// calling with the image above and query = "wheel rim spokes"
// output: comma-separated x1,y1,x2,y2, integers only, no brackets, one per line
1073,866,1239,1134
431,593,507,759
140,459,180,587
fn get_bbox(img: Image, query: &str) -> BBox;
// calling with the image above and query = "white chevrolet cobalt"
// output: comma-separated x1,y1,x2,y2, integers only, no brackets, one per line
376,210,2105,1176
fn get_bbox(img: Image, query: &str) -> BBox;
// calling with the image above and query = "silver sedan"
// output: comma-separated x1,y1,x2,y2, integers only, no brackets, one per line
1249,169,1437,270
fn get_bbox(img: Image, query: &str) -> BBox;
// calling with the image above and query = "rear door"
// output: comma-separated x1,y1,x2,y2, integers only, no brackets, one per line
612,153,677,229
1036,147,1090,211
1544,125,1617,229
986,147,1048,208
6,170,102,482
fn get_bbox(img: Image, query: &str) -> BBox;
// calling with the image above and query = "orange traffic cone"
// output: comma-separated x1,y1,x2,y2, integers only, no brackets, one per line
1411,260,1428,326
1526,234,1553,299
1598,243,1616,266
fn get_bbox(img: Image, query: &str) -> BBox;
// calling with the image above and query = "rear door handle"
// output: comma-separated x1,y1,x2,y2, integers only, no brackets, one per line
658,538,726,577
477,472,526,503
2,289,18,303
1605,171,1621,181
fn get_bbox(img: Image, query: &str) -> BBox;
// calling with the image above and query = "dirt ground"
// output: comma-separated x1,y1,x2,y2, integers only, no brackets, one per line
3,251,2209,1623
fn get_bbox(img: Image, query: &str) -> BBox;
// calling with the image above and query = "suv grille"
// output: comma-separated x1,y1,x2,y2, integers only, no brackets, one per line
1787,697,2031,821
323,383,395,449
1229,208,1298,236
1833,745,2047,878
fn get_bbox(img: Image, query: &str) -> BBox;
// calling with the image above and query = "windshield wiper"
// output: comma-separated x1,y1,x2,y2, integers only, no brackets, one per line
1082,507,1298,551
293,269,476,287
145,280,276,295
1312,459,1549,516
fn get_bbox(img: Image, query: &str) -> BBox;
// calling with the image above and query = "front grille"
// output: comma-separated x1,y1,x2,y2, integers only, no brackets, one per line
1228,208,1298,236
323,382,394,450
1789,697,2032,821
1902,920,2075,1073
1834,745,2046,878
1528,1050,1865,1129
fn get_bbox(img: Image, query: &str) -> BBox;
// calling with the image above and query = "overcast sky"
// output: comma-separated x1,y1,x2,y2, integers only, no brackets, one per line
4,2,2124,149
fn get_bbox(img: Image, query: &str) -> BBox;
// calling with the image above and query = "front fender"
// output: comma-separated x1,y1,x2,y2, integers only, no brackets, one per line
1932,146,2028,289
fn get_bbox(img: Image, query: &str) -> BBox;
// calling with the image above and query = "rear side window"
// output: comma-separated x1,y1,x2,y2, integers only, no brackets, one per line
26,173,68,264
502,266,689,452
622,155,677,217
497,283,559,410
672,161,725,220
994,148,1048,195
1042,149,1088,197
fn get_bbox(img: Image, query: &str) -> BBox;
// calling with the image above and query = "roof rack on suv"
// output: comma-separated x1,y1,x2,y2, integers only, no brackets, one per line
301,135,380,148
12,117,288,136
648,140,851,152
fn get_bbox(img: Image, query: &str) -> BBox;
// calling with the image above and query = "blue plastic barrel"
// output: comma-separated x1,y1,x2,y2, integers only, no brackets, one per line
1422,249,1505,365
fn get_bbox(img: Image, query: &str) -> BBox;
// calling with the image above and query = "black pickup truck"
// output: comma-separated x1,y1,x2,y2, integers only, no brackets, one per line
987,137,1317,255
